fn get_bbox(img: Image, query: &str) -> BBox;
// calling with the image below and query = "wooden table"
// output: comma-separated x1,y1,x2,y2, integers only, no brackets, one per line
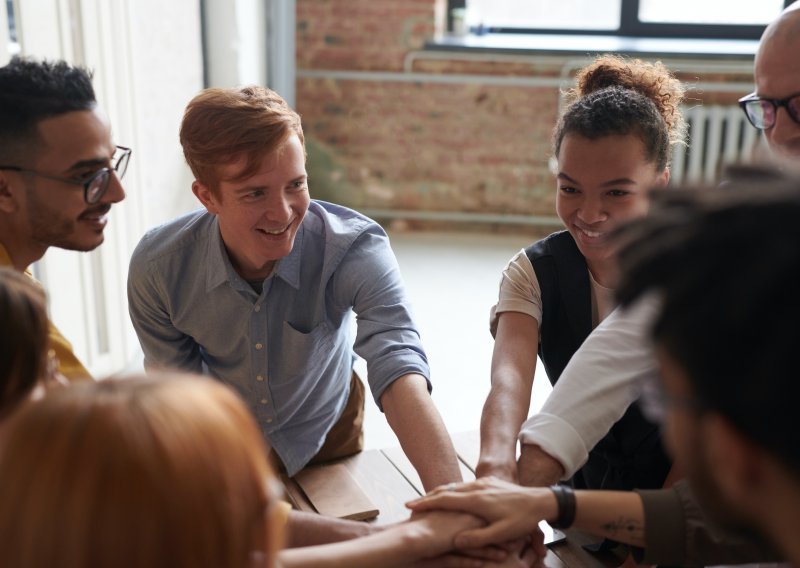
283,431,627,568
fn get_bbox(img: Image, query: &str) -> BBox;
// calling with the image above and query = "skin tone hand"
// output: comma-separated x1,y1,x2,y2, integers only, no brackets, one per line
280,510,488,568
408,511,518,566
416,537,544,568
406,477,557,550
408,478,649,551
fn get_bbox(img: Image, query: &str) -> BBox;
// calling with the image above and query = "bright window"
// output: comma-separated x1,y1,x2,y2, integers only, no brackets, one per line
449,0,791,40
468,0,621,31
639,0,784,25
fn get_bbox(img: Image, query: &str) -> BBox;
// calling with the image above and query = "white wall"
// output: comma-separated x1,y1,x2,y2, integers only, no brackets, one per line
5,0,204,375
5,0,297,375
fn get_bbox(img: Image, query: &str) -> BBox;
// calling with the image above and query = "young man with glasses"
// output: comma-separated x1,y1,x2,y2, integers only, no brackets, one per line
0,57,129,381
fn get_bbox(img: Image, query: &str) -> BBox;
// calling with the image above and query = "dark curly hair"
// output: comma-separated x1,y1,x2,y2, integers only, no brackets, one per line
0,57,96,164
554,55,686,171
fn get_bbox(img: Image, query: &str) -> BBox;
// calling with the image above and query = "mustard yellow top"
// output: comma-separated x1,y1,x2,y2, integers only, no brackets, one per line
0,244,92,382
275,500,292,527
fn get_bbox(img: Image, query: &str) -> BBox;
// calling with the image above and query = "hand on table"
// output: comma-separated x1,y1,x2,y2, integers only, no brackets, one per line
406,477,557,550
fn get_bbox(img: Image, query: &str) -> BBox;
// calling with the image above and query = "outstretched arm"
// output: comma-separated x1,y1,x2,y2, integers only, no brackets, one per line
477,312,539,482
285,510,375,548
382,373,462,491
407,477,645,550
279,511,486,568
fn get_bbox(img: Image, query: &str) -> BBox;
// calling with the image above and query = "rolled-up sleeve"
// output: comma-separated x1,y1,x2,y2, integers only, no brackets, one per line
519,297,659,478
334,228,430,408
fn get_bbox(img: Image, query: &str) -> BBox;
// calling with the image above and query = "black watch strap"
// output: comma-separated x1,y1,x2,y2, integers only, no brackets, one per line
549,484,576,529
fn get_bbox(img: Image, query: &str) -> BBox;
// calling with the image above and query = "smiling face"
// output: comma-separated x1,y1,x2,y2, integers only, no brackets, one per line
193,134,310,280
555,133,668,280
2,109,126,264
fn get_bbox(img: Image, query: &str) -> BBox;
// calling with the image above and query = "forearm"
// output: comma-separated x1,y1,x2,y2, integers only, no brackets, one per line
279,527,416,568
515,488,646,547
382,374,462,491
280,511,482,568
479,312,538,479
517,443,565,487
489,486,646,548
572,491,646,548
477,381,532,479
406,479,645,551
285,511,375,548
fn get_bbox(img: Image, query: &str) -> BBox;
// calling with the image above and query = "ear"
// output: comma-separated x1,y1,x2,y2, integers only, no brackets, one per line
655,167,670,189
702,413,766,507
0,170,20,214
192,181,220,215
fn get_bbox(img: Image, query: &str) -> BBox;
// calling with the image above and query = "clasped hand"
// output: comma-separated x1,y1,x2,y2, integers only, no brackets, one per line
407,477,556,567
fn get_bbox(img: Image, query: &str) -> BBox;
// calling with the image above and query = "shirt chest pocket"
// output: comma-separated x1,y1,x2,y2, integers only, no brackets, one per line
278,320,336,381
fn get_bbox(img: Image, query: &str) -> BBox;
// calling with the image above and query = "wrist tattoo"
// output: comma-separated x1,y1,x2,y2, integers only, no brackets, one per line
601,517,644,540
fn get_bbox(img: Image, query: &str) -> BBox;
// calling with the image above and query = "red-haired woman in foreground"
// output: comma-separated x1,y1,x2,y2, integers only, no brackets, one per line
0,374,538,568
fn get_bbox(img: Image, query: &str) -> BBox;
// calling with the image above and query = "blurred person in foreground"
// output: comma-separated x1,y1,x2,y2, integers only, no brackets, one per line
0,374,542,568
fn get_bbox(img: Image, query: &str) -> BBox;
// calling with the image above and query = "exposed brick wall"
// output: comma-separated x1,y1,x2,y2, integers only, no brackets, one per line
301,77,559,215
296,0,756,227
297,0,443,72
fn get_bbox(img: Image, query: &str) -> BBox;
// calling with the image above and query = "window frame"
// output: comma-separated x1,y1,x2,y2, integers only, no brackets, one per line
446,0,792,41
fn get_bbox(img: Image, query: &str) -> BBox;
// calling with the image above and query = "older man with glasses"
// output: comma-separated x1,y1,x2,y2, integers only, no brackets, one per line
0,56,129,382
739,1,800,159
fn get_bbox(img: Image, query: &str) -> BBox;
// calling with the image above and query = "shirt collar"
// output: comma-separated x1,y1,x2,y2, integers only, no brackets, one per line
273,223,303,290
205,218,233,291
204,216,304,291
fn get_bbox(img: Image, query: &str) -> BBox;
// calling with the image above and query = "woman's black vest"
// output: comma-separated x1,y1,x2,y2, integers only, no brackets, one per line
525,230,670,491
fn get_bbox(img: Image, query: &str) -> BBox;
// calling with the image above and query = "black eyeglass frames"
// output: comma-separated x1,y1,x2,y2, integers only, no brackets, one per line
0,145,132,204
738,92,800,131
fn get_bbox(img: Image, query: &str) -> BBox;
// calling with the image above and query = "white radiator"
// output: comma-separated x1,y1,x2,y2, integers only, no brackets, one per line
671,104,762,184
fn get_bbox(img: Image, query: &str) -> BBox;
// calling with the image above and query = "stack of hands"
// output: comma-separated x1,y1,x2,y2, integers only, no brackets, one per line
404,477,558,568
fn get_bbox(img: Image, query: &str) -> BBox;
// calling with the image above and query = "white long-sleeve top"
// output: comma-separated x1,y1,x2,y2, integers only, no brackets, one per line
518,295,660,479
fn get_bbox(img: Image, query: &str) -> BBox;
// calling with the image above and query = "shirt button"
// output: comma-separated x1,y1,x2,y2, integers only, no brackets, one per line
260,398,268,405
256,375,264,382
255,343,263,350
266,417,273,423
254,304,261,312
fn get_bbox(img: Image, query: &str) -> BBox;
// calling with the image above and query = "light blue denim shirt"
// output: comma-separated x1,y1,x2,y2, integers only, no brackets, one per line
128,201,430,475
